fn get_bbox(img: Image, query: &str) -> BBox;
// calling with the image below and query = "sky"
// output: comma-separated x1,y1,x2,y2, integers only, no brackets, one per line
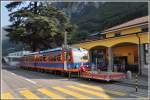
1,1,29,40
1,1,31,27
1,1,10,40
1,1,10,27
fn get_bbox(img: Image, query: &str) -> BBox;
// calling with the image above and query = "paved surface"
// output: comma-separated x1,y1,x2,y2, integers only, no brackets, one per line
1,65,149,99
118,73,148,87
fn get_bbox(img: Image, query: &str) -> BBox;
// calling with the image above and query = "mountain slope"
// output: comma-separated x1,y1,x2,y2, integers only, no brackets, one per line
51,2,148,43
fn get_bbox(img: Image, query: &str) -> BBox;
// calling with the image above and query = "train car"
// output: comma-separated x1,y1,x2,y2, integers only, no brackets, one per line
20,52,39,68
4,51,31,67
19,47,89,72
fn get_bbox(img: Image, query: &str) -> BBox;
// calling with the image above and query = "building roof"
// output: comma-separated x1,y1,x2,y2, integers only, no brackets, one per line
102,16,148,34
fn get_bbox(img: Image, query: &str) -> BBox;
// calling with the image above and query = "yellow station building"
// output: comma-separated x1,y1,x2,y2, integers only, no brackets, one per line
73,16,149,76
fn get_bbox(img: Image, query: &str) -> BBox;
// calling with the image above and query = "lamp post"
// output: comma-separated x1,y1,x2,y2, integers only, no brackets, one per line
136,33,141,75
135,33,141,92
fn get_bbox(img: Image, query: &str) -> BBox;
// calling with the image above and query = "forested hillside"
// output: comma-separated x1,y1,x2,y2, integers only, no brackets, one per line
52,2,148,43
2,2,148,55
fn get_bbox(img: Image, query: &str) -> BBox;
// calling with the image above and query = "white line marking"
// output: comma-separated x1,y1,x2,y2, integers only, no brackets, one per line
10,73,16,76
130,94,146,98
24,78,37,85
9,72,37,85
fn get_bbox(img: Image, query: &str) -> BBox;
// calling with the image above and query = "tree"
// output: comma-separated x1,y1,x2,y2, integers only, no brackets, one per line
5,1,75,51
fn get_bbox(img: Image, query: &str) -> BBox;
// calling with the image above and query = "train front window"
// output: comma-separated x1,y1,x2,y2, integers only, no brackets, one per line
81,54,89,62
82,54,88,60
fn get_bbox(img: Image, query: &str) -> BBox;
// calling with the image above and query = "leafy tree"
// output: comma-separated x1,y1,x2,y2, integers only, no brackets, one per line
5,1,75,51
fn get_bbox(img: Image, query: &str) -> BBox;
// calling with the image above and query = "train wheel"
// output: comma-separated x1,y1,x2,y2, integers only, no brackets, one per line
42,69,45,73
61,71,64,76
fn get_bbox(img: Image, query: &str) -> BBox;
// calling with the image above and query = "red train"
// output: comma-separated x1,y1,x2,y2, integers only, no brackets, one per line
19,47,126,81
19,47,89,72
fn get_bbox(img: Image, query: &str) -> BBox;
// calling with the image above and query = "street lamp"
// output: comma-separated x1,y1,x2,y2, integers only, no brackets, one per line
136,33,141,75
135,33,141,92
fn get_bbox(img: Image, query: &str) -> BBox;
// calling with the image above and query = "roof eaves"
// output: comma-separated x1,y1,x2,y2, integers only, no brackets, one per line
101,22,148,34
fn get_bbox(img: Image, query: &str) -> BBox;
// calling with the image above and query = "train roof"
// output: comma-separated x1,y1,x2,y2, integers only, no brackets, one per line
24,52,39,56
23,47,88,56
23,48,62,56
39,47,62,54
5,56,23,58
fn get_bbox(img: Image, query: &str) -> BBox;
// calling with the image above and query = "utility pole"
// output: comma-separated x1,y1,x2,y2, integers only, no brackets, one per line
64,30,71,79
64,31,67,70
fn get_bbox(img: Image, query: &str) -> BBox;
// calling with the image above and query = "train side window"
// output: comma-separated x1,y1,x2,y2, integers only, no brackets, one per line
29,56,30,62
66,52,71,62
56,52,62,61
43,56,45,62
26,57,28,62
40,56,43,61
47,54,50,61
50,53,54,62
30,57,31,62
33,56,35,61
57,54,61,61
36,56,40,62
50,52,61,62
32,56,34,62
50,53,53,62
45,54,49,61
43,55,48,62
45,56,49,62
30,56,32,62
28,56,30,62
38,56,41,62
52,53,57,62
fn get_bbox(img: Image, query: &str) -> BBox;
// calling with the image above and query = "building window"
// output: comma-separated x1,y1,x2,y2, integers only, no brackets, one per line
115,32,121,37
144,43,148,65
141,24,148,32
142,27,148,32
99,34,106,39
